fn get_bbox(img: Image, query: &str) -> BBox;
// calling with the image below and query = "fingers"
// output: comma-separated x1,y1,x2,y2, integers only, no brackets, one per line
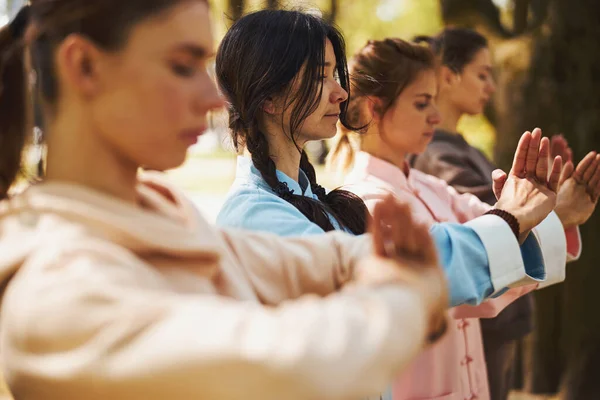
582,153,600,184
573,151,597,184
566,148,574,164
370,195,438,266
559,161,575,186
511,131,532,176
526,128,542,178
547,156,563,192
535,136,550,182
492,169,508,200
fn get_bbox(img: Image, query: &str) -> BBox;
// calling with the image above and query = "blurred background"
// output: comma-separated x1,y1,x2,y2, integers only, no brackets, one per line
2,0,600,399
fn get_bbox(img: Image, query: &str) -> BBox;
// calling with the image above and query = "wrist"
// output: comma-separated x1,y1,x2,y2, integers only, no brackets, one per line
554,205,577,229
484,209,521,240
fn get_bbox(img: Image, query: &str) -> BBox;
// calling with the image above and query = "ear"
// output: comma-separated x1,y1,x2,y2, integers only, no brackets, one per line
55,34,106,99
439,65,460,91
262,97,276,115
366,97,384,122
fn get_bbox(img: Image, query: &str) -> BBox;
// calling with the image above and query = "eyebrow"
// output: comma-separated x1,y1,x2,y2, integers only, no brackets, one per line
173,43,215,58
482,65,493,72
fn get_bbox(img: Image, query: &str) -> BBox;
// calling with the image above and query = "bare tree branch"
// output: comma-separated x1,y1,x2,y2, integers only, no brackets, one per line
227,0,245,22
440,0,514,37
325,0,339,24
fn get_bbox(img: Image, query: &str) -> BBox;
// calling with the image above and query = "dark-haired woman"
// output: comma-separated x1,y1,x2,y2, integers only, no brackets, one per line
411,28,599,400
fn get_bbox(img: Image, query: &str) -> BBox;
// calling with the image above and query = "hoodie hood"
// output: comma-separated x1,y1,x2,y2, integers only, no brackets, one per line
0,174,221,290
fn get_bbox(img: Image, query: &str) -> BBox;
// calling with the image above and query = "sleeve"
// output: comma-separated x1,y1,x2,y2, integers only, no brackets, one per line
349,186,545,307
219,229,372,303
413,146,497,205
464,215,546,292
430,219,544,306
530,212,583,289
4,248,431,400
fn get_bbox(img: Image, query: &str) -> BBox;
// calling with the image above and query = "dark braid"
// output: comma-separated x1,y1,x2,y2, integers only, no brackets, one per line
246,127,338,232
246,126,294,200
300,150,367,234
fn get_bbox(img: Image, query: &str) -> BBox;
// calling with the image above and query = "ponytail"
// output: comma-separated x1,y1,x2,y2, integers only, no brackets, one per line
0,5,32,199
326,128,356,175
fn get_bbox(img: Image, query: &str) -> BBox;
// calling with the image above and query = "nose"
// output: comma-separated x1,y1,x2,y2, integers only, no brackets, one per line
429,105,442,126
194,70,226,116
486,77,497,95
331,81,349,104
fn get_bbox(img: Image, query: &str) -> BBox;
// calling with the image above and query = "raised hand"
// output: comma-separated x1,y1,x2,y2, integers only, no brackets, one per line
354,195,448,343
555,151,600,228
494,128,562,242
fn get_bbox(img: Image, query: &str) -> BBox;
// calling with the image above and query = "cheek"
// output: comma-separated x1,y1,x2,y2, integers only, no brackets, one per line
153,79,189,127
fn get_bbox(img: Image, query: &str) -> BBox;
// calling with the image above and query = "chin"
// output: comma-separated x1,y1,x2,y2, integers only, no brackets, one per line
146,153,188,172
469,104,486,116
309,128,337,141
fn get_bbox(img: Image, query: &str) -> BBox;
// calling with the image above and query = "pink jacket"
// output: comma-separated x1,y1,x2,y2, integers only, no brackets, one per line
344,152,581,400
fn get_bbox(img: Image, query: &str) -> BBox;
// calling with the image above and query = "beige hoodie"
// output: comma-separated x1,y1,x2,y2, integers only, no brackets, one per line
0,174,430,400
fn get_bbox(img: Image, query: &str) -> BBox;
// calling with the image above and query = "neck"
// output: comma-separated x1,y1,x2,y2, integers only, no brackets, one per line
360,125,407,172
261,121,304,182
436,95,462,133
44,110,139,204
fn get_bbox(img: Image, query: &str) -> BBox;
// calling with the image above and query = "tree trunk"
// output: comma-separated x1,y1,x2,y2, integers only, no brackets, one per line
227,0,245,22
441,0,600,398
328,0,338,24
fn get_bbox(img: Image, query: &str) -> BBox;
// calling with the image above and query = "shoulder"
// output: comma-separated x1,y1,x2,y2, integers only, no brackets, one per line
217,183,324,237
410,169,453,192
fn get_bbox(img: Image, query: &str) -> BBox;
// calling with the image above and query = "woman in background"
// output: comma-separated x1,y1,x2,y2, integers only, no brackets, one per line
411,28,598,400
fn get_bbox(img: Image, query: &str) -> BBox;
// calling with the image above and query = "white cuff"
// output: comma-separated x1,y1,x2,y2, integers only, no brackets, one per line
532,211,567,289
465,215,543,294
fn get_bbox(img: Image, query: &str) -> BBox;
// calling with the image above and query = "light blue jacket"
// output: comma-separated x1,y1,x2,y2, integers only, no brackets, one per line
217,157,549,308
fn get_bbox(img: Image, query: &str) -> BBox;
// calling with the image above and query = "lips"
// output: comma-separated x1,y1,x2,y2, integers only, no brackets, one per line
179,126,208,145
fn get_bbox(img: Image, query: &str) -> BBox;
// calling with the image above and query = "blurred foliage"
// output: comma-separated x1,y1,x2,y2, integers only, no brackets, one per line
209,0,444,55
